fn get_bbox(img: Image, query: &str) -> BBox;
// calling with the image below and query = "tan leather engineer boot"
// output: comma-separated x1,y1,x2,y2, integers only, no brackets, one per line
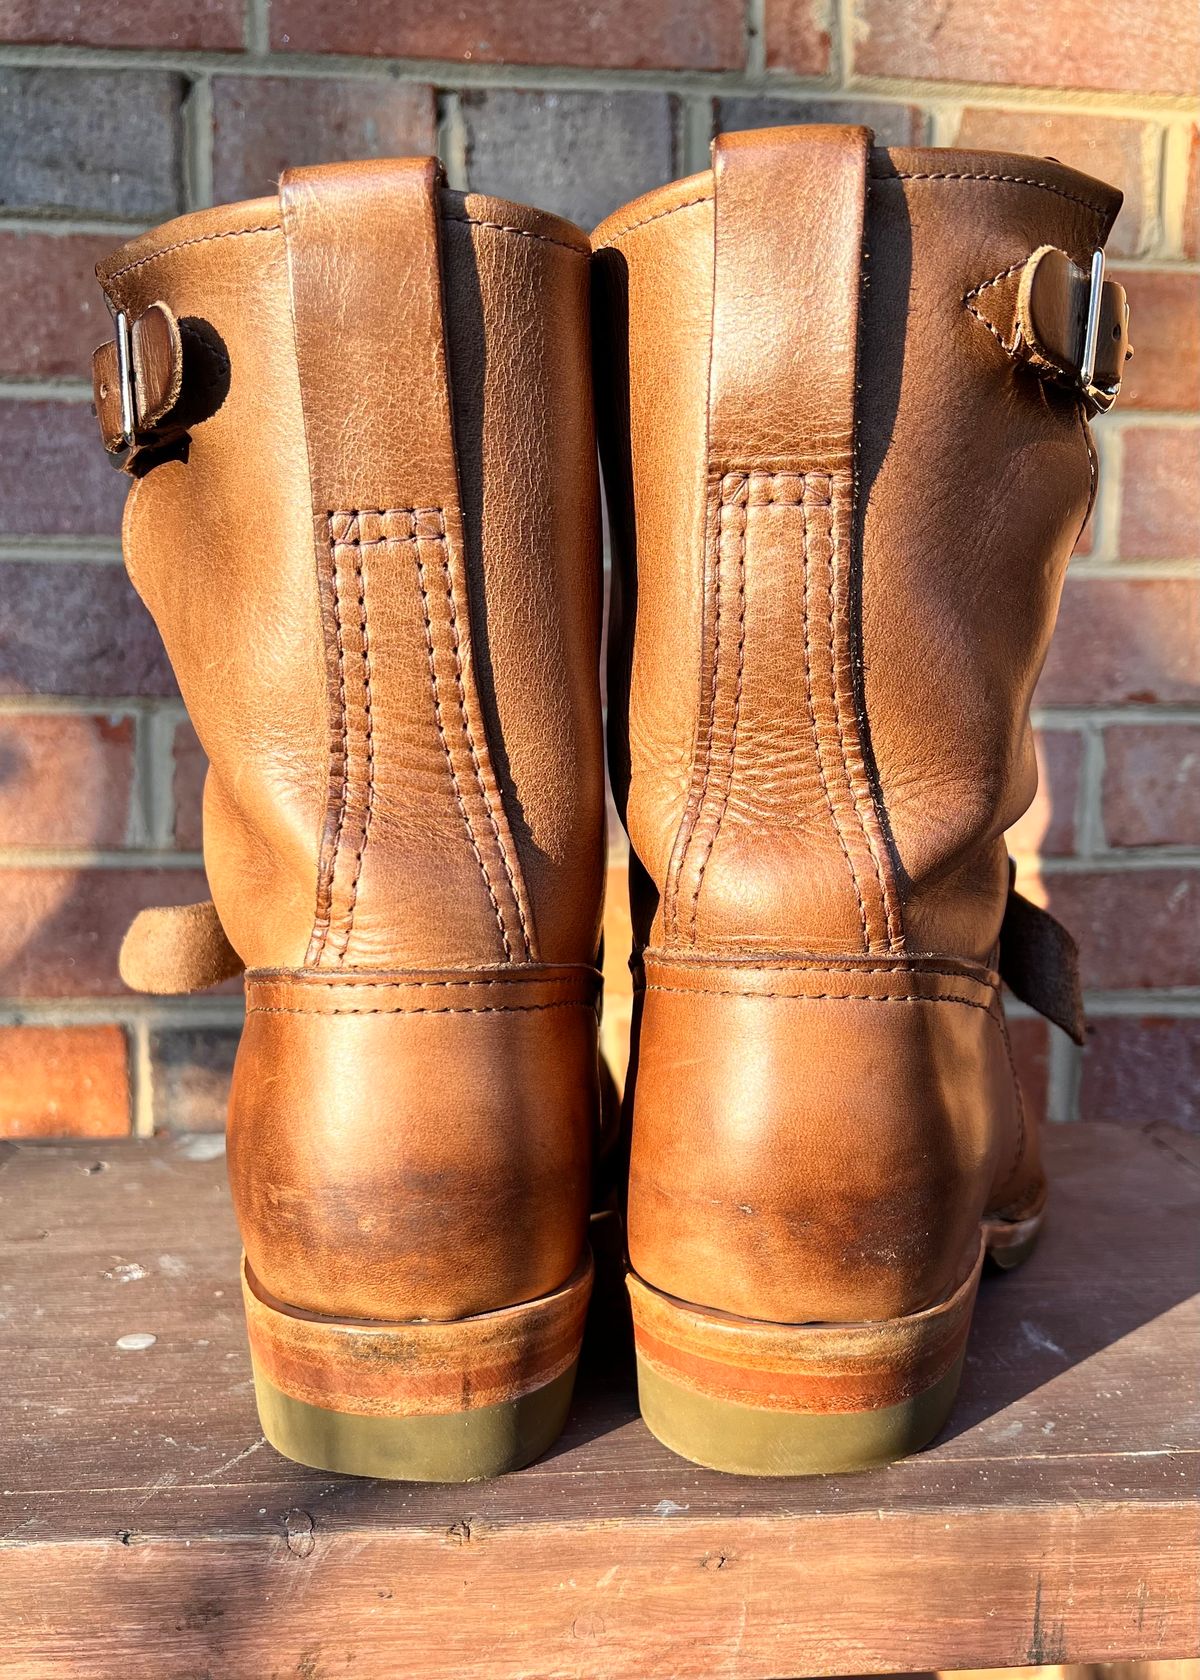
90,159,605,1480
592,127,1130,1474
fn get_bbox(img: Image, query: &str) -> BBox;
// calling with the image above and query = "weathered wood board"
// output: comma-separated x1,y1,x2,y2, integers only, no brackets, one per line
1,1123,1196,1678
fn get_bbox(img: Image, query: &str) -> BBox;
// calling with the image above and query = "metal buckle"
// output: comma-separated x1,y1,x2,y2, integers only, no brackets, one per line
1079,249,1122,414
108,300,137,449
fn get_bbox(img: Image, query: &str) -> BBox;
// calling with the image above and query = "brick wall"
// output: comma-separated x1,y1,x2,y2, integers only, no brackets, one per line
0,1,1196,1137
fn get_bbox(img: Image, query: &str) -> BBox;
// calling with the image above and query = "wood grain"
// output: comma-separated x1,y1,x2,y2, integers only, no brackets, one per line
0,1123,1196,1678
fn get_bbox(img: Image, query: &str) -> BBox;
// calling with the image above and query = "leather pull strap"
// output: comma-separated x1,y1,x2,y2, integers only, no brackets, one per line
966,246,1131,413
668,125,902,954
708,125,870,475
279,159,534,968
999,888,1086,1046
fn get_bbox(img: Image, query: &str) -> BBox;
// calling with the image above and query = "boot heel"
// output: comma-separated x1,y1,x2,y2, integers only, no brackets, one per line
242,1253,592,1481
628,1241,984,1476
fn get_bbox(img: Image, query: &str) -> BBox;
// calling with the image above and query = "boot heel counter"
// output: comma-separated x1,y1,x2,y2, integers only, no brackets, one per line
228,965,600,1322
627,955,1022,1323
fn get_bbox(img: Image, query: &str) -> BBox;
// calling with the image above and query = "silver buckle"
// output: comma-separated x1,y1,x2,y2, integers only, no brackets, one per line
1080,249,1122,414
108,301,137,448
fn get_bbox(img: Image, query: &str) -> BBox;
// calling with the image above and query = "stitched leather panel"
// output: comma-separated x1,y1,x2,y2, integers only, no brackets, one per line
659,127,901,955
279,161,536,968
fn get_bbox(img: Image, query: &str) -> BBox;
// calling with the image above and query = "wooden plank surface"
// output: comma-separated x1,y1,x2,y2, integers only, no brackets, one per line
0,1123,1197,1679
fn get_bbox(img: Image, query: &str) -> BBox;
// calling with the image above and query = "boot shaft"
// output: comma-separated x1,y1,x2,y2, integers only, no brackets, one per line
90,161,606,1366
593,133,1124,967
96,161,604,975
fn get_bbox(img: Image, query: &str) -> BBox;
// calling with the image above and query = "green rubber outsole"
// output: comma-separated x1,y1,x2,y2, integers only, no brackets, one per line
252,1361,579,1482
635,1350,966,1477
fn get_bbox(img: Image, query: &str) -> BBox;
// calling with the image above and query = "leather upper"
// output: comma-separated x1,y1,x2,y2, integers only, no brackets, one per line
96,167,605,978
594,133,1122,1323
94,162,605,1322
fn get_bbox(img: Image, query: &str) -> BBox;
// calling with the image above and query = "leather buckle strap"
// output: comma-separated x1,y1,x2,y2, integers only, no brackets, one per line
998,883,1086,1046
968,245,1131,415
1020,246,1130,413
91,299,186,470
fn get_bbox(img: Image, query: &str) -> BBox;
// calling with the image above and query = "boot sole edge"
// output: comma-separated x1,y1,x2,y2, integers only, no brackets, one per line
242,1251,592,1481
629,1215,1042,1476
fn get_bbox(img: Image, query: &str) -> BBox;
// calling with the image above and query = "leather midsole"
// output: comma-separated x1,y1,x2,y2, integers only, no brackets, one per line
628,1238,984,1415
242,1250,592,1419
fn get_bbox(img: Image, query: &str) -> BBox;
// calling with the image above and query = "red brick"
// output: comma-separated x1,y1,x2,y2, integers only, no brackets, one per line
0,866,210,997
852,0,1199,97
951,110,1152,259
1114,270,1200,412
0,68,184,220
0,233,115,382
0,1024,130,1137
0,714,134,847
0,563,176,699
1027,868,1200,989
1080,1015,1200,1130
1037,579,1200,706
173,718,206,850
0,0,243,49
150,1026,240,1132
1119,428,1200,560
1184,125,1200,262
0,402,126,537
271,0,745,70
1006,729,1082,859
1006,1015,1050,1125
1102,723,1200,848
211,77,437,204
461,88,676,233
716,98,924,147
763,0,833,73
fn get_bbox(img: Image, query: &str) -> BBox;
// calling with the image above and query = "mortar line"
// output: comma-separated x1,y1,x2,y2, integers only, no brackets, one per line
1046,1032,1081,1124
0,213,148,236
834,0,853,86
437,89,469,190
182,73,215,212
1086,422,1121,564
1005,849,1200,873
1160,119,1195,258
246,0,271,57
1032,703,1200,725
127,710,155,849
1138,120,1168,262
0,847,203,868
142,704,181,849
682,93,716,170
0,543,124,563
0,372,95,396
0,42,1195,116
744,0,767,79
0,695,186,718
0,998,246,1026
1075,719,1108,860
130,1015,156,1138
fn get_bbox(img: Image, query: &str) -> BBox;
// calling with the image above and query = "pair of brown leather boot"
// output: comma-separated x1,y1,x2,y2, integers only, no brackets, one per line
91,127,1128,1480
